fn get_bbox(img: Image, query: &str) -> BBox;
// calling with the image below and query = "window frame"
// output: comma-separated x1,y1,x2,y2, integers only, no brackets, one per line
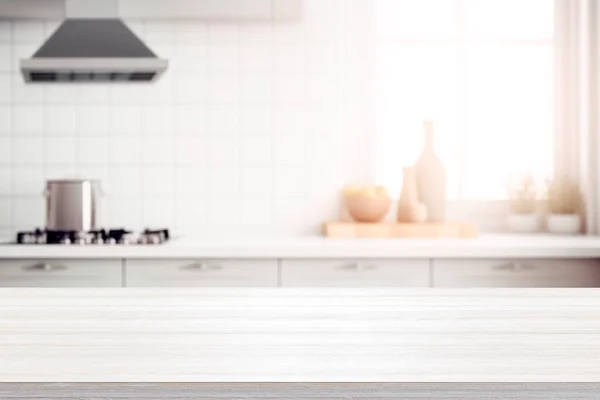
356,0,590,232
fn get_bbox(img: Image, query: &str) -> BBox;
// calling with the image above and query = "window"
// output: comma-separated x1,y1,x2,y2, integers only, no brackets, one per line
376,0,555,200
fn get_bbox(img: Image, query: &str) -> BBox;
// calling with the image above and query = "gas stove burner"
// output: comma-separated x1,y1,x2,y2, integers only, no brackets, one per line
15,228,170,245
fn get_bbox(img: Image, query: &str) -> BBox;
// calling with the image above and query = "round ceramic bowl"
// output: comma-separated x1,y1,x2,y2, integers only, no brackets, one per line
344,190,391,223
547,214,581,235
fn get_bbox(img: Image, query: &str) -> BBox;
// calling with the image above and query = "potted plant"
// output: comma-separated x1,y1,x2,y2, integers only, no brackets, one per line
507,173,540,233
546,176,582,235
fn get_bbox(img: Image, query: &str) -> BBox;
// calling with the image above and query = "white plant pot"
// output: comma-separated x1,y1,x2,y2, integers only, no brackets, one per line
507,214,540,233
547,214,581,235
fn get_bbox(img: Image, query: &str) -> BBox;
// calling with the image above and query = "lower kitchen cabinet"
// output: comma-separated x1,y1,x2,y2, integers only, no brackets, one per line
124,259,278,287
281,259,430,287
0,259,122,287
432,259,600,288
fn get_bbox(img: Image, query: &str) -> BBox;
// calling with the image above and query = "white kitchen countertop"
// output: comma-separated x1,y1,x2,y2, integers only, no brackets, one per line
1,288,599,382
0,234,600,259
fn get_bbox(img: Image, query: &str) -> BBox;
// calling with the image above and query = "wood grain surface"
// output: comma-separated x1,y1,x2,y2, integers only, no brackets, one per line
0,383,599,399
1,288,600,382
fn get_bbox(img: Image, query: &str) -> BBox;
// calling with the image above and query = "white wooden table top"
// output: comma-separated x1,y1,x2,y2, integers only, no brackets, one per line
1,234,600,259
1,288,599,382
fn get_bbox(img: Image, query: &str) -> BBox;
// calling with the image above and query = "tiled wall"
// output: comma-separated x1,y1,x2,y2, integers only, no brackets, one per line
0,0,351,238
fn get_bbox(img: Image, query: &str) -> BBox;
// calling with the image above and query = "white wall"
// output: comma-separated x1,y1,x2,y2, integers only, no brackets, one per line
0,0,360,238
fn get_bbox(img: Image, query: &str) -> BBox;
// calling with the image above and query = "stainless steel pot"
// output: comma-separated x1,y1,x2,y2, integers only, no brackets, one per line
44,179,103,231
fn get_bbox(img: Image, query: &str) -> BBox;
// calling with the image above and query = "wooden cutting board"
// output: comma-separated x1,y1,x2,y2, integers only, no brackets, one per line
324,221,478,238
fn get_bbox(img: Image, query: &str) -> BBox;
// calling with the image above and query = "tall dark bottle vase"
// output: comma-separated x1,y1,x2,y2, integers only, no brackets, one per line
414,120,447,222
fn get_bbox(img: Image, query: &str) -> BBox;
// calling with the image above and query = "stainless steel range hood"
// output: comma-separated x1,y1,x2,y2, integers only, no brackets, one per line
20,0,168,83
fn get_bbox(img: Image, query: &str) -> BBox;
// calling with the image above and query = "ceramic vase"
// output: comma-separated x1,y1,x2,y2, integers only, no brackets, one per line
397,167,428,223
414,120,447,222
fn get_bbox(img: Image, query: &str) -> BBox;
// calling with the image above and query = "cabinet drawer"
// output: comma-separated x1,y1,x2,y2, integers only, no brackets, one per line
0,259,122,287
281,259,430,287
433,259,600,288
125,259,278,287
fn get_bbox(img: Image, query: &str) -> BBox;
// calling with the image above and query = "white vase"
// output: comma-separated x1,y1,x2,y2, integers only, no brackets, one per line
547,214,581,235
507,214,540,233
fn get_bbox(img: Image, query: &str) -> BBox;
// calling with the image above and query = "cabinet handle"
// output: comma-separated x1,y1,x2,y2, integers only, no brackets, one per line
22,263,67,272
492,262,536,272
180,262,223,272
337,262,376,272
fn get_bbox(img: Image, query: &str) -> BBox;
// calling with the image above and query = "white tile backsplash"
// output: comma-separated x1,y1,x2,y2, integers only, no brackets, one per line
207,195,241,226
43,84,80,104
108,137,141,165
0,1,348,236
173,75,207,105
78,105,109,137
0,166,10,195
107,167,142,197
0,46,10,73
175,166,206,197
274,73,307,105
174,106,206,135
142,197,174,228
274,44,307,73
44,137,77,166
0,198,10,228
108,197,142,229
44,106,77,136
0,22,10,43
241,45,274,72
208,73,240,104
13,73,41,104
79,85,109,105
174,136,206,166
173,44,208,71
13,21,44,43
175,22,208,43
142,138,175,165
241,74,273,103
208,44,240,72
0,106,11,135
78,137,108,166
242,198,274,226
240,25,273,45
108,106,143,136
109,85,145,105
142,166,174,197
12,137,43,165
12,197,44,230
208,104,240,134
241,136,272,165
13,167,43,195
44,165,76,180
0,138,11,164
207,167,240,195
142,106,174,135
208,24,240,43
208,137,240,165
174,198,207,231
241,105,272,134
0,74,12,103
144,21,176,43
242,166,273,197
14,106,43,135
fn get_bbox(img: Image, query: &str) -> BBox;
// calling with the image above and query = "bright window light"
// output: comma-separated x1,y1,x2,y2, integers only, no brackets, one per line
376,0,555,200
